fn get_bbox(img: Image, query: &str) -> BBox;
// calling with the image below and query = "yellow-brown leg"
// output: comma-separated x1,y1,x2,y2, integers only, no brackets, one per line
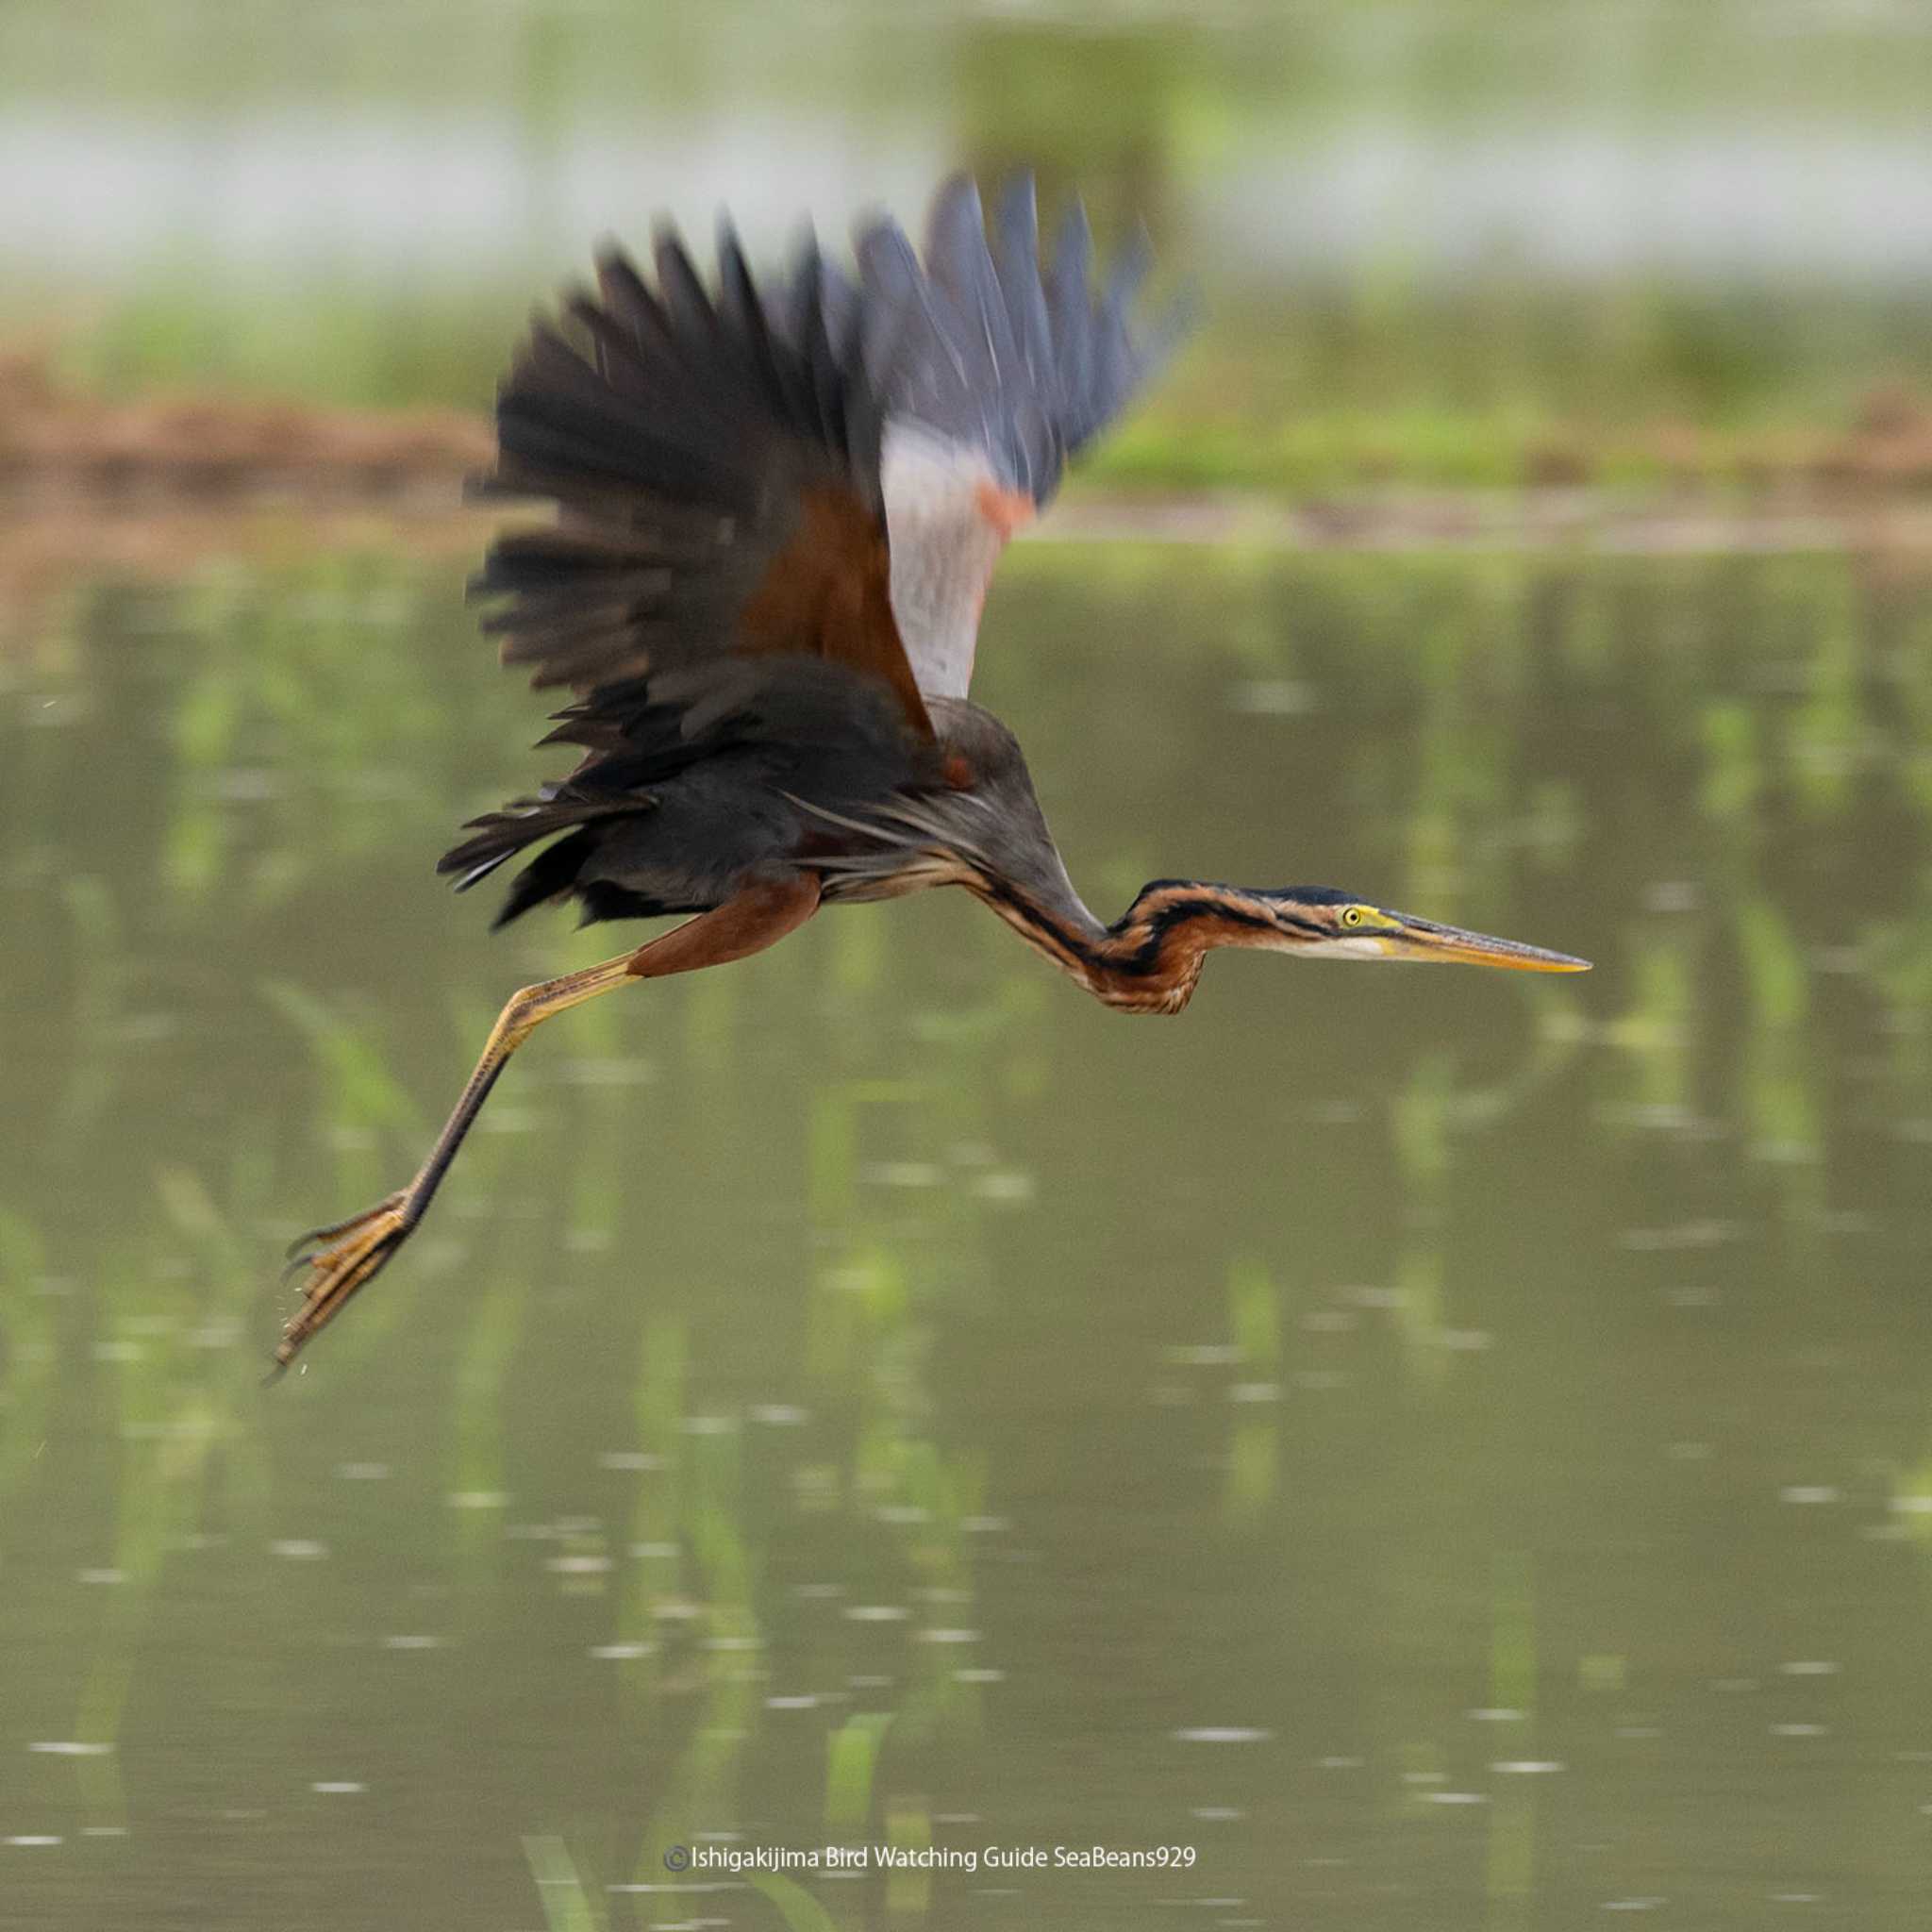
275,876,820,1372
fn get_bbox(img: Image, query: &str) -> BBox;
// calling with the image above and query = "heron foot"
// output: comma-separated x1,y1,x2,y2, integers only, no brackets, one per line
274,1190,414,1374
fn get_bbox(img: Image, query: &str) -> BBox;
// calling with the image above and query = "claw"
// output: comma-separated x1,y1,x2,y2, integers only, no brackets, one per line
285,1191,407,1260
274,1193,416,1372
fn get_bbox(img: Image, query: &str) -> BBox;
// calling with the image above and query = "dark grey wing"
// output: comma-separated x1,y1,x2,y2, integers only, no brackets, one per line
854,173,1192,700
474,223,934,738
920,171,1188,503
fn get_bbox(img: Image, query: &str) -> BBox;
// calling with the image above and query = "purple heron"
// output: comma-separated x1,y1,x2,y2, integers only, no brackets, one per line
275,175,1587,1371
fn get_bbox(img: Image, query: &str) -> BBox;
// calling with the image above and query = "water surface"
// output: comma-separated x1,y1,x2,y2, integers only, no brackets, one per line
2,537,1931,1927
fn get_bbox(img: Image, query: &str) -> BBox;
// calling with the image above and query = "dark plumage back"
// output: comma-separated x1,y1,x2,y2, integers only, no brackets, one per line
439,655,945,929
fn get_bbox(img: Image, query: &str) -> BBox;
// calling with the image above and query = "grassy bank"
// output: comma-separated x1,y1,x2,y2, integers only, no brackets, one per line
11,328,1932,512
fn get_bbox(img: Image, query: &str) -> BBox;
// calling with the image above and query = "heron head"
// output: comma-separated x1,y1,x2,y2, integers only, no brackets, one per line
1255,886,1591,973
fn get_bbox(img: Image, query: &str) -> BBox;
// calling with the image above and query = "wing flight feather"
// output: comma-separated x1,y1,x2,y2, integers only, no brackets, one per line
472,174,1191,724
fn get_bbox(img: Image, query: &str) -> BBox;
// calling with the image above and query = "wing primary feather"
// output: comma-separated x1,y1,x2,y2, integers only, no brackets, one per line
715,218,797,423
813,252,881,469
1099,221,1154,326
1044,195,1094,356
650,225,719,344
593,248,680,364
787,239,844,458
495,389,747,510
564,294,702,408
858,212,973,409
924,174,1017,397
991,171,1051,391
816,252,862,360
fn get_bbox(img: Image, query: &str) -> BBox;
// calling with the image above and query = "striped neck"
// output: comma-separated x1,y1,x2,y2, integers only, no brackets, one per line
972,875,1286,1014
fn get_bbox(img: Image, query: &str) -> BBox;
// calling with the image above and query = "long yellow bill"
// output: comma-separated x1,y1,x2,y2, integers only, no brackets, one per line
1386,913,1591,973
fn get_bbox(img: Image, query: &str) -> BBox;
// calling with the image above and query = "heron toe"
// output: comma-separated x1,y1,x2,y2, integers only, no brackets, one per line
276,1192,416,1369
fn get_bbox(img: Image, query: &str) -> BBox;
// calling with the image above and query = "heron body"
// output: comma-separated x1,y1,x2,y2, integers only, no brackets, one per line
276,174,1587,1370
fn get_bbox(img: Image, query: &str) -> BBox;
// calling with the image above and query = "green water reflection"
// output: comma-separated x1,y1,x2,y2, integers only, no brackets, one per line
2,538,1932,1928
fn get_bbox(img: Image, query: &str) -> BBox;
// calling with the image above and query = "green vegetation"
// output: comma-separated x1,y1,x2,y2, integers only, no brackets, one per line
10,4,1932,495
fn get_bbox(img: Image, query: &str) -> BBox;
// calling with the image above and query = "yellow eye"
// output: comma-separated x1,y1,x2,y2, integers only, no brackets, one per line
1341,906,1365,927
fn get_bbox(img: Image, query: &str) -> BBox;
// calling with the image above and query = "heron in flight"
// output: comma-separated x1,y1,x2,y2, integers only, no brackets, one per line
276,175,1588,1370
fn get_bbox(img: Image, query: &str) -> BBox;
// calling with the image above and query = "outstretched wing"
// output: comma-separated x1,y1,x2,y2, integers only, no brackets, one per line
474,222,933,737
860,174,1191,699
473,175,1188,724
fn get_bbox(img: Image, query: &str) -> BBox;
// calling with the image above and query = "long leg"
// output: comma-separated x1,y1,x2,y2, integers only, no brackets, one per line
274,875,821,1372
